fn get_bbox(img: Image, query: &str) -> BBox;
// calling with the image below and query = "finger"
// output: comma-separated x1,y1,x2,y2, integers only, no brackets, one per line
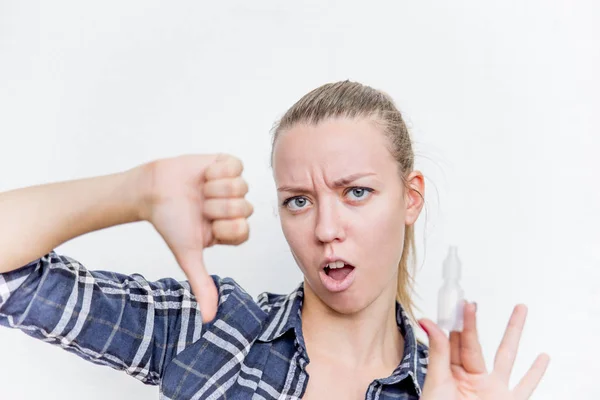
450,299,468,366
450,331,461,366
174,249,219,323
203,198,254,220
418,318,452,384
205,154,243,180
204,177,249,198
512,353,551,400
213,218,250,245
493,304,528,383
461,301,487,374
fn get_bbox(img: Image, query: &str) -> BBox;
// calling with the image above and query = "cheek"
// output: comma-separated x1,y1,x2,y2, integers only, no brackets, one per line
280,219,296,248
357,202,406,266
280,217,312,266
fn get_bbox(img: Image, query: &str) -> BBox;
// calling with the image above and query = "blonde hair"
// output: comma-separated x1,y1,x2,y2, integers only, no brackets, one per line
270,80,422,321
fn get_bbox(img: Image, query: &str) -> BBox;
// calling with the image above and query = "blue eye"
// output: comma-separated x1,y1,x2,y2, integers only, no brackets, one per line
347,187,373,201
282,187,373,211
283,196,310,211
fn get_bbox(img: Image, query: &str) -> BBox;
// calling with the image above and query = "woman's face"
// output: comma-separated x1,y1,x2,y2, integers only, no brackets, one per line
272,117,424,314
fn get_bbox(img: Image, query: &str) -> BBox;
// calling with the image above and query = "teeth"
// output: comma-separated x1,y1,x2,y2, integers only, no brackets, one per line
326,260,345,269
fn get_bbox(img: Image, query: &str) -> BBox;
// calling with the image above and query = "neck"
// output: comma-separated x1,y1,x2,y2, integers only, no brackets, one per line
301,281,404,371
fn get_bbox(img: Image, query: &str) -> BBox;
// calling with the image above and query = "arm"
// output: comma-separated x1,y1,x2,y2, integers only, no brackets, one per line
0,154,253,321
0,154,253,383
0,250,203,385
0,166,149,274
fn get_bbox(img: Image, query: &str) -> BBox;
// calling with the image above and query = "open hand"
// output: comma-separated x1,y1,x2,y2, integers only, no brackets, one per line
419,303,550,400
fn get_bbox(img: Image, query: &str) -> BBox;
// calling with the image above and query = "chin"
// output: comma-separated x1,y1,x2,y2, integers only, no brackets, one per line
319,287,374,316
303,271,390,316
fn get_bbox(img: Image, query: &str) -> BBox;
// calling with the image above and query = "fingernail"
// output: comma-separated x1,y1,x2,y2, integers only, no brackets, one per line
419,321,430,335
473,302,478,312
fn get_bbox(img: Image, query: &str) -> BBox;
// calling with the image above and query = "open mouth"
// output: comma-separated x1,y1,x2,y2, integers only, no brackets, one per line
323,260,355,281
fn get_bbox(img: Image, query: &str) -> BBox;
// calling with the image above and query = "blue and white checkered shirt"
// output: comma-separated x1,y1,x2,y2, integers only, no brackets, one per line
0,251,429,399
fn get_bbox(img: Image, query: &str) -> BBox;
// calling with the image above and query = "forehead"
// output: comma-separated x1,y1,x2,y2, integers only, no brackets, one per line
272,118,396,183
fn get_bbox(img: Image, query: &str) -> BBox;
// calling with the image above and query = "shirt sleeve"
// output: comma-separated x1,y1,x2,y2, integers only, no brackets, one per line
0,251,209,385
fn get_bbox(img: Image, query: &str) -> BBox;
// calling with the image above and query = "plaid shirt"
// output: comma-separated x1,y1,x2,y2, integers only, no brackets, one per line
0,251,429,399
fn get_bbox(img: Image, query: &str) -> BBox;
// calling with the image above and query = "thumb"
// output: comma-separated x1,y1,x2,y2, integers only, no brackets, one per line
177,249,219,323
419,318,452,384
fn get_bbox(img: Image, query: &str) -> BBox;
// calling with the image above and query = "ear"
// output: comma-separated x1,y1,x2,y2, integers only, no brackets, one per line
404,171,425,226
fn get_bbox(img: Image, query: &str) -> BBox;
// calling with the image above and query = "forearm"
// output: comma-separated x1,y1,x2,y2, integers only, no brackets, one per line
0,164,151,273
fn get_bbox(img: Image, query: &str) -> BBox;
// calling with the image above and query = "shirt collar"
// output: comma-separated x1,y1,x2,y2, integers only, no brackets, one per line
257,282,304,343
257,283,428,395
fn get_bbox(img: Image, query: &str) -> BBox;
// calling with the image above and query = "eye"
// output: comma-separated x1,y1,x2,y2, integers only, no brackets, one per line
282,196,311,211
346,187,373,201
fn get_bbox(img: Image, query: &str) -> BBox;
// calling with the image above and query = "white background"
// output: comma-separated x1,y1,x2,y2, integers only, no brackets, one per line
0,1,598,399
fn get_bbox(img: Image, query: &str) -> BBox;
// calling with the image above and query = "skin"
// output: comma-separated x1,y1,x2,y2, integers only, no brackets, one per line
272,117,425,398
0,114,550,398
268,116,550,399
419,303,551,399
129,117,549,398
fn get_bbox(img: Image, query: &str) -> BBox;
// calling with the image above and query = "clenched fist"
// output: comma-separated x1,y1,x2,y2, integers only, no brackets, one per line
139,154,253,322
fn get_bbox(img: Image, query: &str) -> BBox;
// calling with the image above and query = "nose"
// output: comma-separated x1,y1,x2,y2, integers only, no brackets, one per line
314,198,346,244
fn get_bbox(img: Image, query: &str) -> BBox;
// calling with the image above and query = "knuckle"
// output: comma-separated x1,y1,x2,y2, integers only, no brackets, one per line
215,219,248,245
204,199,216,216
226,180,237,195
234,219,245,234
239,220,249,236
236,178,249,195
224,159,242,177
211,220,223,237
225,200,235,216
204,181,216,196
230,178,245,196
214,220,229,238
213,165,231,179
235,221,249,242
235,200,245,216
224,164,235,177
232,158,244,174
461,346,478,357
226,219,246,242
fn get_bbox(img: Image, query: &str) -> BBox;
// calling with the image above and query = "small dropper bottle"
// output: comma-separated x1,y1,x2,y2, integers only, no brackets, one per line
437,246,465,332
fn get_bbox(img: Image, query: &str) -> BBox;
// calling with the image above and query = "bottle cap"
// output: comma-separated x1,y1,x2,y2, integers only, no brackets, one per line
443,246,462,280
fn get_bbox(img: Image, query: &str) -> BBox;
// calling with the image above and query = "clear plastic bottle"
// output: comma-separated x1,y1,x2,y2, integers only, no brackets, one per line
437,246,465,332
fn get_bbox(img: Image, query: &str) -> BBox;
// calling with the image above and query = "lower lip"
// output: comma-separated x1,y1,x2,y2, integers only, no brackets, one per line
319,267,356,292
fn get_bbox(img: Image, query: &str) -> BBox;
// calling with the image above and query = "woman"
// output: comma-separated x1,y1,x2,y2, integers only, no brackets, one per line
0,81,549,399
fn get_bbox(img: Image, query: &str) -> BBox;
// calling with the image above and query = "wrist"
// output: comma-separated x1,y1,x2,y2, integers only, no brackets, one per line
125,161,156,223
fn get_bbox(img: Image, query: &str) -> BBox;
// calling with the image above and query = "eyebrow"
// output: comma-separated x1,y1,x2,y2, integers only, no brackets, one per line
277,172,377,193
